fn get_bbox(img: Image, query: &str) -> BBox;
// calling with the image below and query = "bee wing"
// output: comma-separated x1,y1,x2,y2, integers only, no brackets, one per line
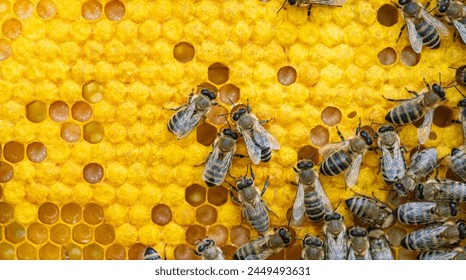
417,109,434,144
405,17,423,54
421,9,449,37
347,246,357,260
345,153,363,188
403,201,437,216
306,0,347,5
238,127,262,165
372,245,395,260
314,176,333,212
253,120,281,150
392,141,407,178
202,143,234,186
461,109,466,140
453,20,466,45
292,181,306,221
326,231,347,260
175,100,205,139
318,140,350,158
419,249,461,260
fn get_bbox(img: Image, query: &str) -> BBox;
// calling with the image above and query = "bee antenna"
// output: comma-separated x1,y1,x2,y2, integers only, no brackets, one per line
227,98,237,107
277,0,287,14
453,85,466,98
333,198,343,212
439,72,442,85
449,66,458,70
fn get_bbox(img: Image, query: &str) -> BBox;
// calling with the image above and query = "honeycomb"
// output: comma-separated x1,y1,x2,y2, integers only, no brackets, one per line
0,0,464,260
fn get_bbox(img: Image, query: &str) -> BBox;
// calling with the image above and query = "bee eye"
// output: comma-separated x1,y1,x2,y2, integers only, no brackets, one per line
288,0,297,5
398,0,408,5
315,239,323,246
416,184,424,199
247,178,253,185
451,203,458,216
232,112,240,121
459,100,466,107
224,128,231,135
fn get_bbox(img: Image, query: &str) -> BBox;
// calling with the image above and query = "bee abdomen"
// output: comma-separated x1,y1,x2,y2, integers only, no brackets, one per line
320,151,351,176
394,203,433,225
450,148,466,181
203,162,226,187
385,102,423,125
304,192,326,222
260,146,272,162
345,197,370,219
416,21,440,49
233,242,261,260
246,207,270,234
167,111,183,134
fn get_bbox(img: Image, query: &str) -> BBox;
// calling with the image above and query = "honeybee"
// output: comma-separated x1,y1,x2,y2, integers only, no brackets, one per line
203,128,242,187
401,220,466,250
345,195,395,229
323,212,347,260
278,0,347,17
416,178,466,202
383,80,446,144
437,0,466,44
418,247,466,260
194,237,225,260
319,121,373,188
143,247,162,260
451,65,466,86
396,0,449,53
392,148,438,197
233,227,291,260
394,201,458,225
368,228,394,260
231,101,280,165
292,159,332,223
448,147,466,181
376,125,407,185
166,89,217,140
230,165,274,235
301,235,325,260
347,226,372,260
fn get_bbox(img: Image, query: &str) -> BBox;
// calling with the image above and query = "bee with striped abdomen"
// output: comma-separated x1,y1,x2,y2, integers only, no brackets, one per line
166,89,217,139
278,0,347,17
383,80,446,144
347,226,372,260
451,65,466,86
345,195,395,229
392,148,438,197
292,159,332,223
394,201,458,225
301,235,325,260
323,212,347,260
194,237,225,260
401,220,466,250
368,228,394,260
143,247,162,260
231,101,280,165
416,179,466,202
448,147,466,182
376,125,407,185
233,227,291,260
396,0,449,53
319,121,373,188
437,0,466,44
418,247,465,260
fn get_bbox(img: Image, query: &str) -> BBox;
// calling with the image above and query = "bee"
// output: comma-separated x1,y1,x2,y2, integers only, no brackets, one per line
448,147,466,182
416,179,466,202
143,247,162,260
202,128,242,187
347,226,372,260
292,159,332,223
345,195,395,229
383,80,446,144
400,220,466,250
323,212,347,260
230,165,275,235
392,148,438,197
451,65,466,86
319,121,373,188
231,101,280,165
418,247,465,260
396,0,449,53
166,89,217,140
376,125,407,185
368,228,394,260
233,227,291,260
437,0,466,44
301,235,325,260
394,201,459,225
277,0,347,17
194,237,225,260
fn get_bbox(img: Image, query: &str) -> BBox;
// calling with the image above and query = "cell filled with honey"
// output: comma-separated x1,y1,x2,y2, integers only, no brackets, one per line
17,242,38,260
72,101,93,122
83,163,104,184
39,242,60,260
26,142,47,163
0,161,14,183
196,205,217,225
0,202,14,223
174,244,200,260
95,223,115,245
61,203,82,225
49,101,69,122
151,204,172,226
128,243,146,260
0,243,15,260
185,184,206,207
230,225,250,247
72,223,93,244
207,225,228,246
50,223,71,245
106,244,126,260
27,222,48,244
83,243,104,260
38,202,60,224
5,221,25,244
3,141,25,163
64,243,82,260
185,225,206,245
207,186,228,206
83,202,104,225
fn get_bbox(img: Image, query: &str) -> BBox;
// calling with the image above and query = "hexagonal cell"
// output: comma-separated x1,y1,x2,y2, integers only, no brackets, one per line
83,81,104,104
83,244,104,260
377,4,399,27
207,105,228,125
38,202,60,224
36,0,56,19
0,202,14,223
49,101,69,122
185,225,206,245
207,225,228,246
63,243,82,260
310,125,329,147
196,205,217,225
208,63,229,85
26,101,47,123
429,131,437,141
61,122,81,143
27,142,47,163
196,123,217,147
174,244,201,260
72,101,93,122
277,66,297,86
61,203,82,224
297,145,319,163
207,186,228,206
17,242,37,260
82,0,102,20
173,42,195,63
83,203,104,225
151,204,172,226
106,244,126,260
128,243,146,260
398,248,417,260
387,226,407,247
0,161,13,183
95,223,115,245
221,245,236,260
14,0,34,20
378,47,397,66
27,222,48,244
433,105,453,127
185,184,207,207
219,84,240,105
3,141,24,163
39,242,60,260
321,106,342,126
2,18,22,40
0,243,15,260
50,223,71,245
83,163,104,184
83,121,105,144
230,225,250,247
105,0,125,21
5,221,25,243
285,245,301,260
72,223,93,244
400,46,421,67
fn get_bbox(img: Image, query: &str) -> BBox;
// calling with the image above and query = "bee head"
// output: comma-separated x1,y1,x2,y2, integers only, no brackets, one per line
349,227,367,238
297,159,314,170
437,0,450,13
223,128,238,140
450,202,459,217
324,212,342,221
394,182,408,196
360,130,373,146
432,83,446,99
197,238,214,252
237,177,253,190
232,107,247,121
457,221,466,239
303,236,323,248
415,183,424,200
377,125,395,134
278,227,291,245
200,89,217,101
458,99,466,108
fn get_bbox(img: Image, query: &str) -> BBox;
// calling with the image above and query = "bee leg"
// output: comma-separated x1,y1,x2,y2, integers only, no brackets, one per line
263,199,279,218
233,154,247,158
396,24,406,43
405,87,420,96
422,78,431,90
289,181,299,187
193,249,202,256
382,95,415,102
249,164,255,180
259,118,273,125
188,92,194,103
307,4,313,18
452,119,462,124
260,176,270,197
229,191,241,204
163,104,188,111
336,126,346,141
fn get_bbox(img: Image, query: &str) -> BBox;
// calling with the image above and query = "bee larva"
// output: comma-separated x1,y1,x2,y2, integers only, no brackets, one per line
143,247,162,260
394,201,458,225
368,228,394,260
301,235,325,260
416,179,466,202
323,212,347,260
194,237,225,260
418,247,466,260
345,196,395,229
400,220,466,250
376,125,407,185
347,226,372,260
437,0,466,44
233,227,291,260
